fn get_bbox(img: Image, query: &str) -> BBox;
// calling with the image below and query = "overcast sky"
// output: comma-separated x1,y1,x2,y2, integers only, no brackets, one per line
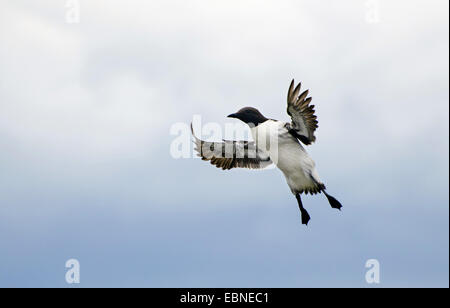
0,0,448,287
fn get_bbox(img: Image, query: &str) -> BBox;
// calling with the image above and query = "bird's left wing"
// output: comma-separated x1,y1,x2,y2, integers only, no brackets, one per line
286,79,319,145
191,124,272,170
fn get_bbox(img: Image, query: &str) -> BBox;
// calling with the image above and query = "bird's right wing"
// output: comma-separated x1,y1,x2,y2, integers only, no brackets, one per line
191,125,272,170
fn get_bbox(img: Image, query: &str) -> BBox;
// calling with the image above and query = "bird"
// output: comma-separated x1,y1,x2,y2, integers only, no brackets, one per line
191,79,342,225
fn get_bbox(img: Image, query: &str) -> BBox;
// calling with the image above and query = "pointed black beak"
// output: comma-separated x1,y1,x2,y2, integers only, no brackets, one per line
228,113,238,119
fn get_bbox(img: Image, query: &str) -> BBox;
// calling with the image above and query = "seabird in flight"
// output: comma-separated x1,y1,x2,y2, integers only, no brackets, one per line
191,80,342,225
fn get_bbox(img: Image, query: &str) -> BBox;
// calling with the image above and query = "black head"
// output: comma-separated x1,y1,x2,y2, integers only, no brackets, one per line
227,107,269,126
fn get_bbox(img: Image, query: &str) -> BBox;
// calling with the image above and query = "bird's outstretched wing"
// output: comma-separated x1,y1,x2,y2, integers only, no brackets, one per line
191,124,272,170
286,79,318,145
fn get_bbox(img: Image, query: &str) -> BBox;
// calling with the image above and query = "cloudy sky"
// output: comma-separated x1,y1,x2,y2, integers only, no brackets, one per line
0,0,448,287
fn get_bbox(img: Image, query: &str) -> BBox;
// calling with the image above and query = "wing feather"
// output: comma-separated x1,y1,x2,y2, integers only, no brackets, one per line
191,124,272,170
286,79,318,145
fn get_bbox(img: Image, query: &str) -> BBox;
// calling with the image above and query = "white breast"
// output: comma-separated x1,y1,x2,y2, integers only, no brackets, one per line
251,120,323,194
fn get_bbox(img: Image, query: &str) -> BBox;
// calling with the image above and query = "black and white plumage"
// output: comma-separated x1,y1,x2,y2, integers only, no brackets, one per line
191,131,272,170
191,80,342,225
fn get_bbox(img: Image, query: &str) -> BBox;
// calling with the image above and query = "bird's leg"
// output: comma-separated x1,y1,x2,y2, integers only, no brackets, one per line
295,194,311,226
323,191,343,211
